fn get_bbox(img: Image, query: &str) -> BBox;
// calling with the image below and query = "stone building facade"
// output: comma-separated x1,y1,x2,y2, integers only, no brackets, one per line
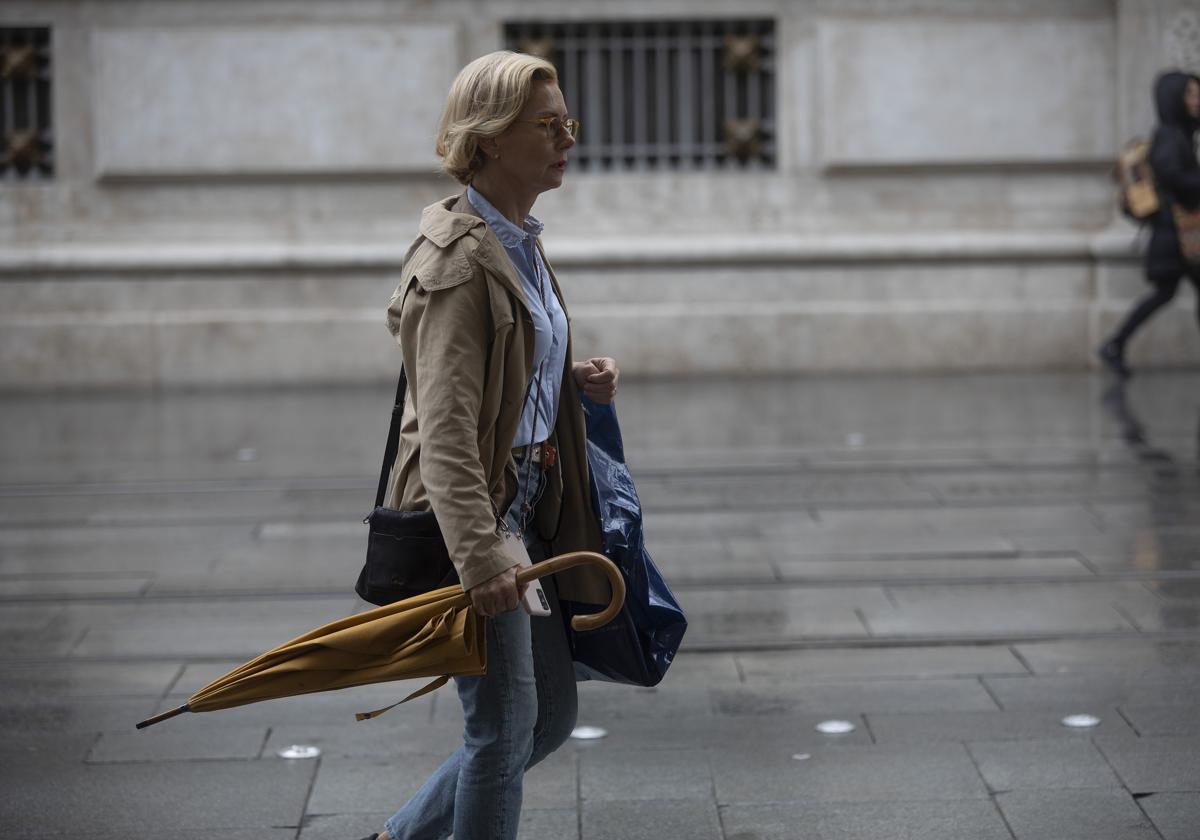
0,0,1197,388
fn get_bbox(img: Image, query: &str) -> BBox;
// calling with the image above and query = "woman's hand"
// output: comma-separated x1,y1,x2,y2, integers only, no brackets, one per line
468,566,525,617
572,357,619,404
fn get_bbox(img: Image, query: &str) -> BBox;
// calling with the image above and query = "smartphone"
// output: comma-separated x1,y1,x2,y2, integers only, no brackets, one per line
499,529,551,617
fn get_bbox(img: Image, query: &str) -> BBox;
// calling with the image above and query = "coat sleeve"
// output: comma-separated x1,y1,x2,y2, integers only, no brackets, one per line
396,274,517,593
1151,129,1200,208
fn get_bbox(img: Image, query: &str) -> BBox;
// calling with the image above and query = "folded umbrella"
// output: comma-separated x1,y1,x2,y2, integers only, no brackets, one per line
136,551,623,729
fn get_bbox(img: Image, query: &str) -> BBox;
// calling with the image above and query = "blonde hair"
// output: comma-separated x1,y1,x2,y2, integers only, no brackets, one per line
436,51,558,184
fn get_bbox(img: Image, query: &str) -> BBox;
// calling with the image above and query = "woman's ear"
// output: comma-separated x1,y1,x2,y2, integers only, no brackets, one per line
478,136,501,160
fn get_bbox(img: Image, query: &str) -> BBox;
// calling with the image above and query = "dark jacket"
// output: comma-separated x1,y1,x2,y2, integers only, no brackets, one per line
1147,71,1200,276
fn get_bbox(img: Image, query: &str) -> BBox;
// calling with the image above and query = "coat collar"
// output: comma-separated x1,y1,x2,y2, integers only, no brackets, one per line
418,192,529,309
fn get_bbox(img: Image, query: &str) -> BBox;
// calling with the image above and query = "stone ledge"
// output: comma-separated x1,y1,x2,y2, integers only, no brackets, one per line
0,229,1141,275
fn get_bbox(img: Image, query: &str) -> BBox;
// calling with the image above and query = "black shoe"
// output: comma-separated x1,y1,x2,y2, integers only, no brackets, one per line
1097,341,1131,379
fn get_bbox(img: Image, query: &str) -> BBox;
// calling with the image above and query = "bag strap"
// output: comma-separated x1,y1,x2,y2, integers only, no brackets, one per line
373,367,408,510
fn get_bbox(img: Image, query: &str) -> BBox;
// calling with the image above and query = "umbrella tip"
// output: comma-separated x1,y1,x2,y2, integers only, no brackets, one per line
135,704,190,729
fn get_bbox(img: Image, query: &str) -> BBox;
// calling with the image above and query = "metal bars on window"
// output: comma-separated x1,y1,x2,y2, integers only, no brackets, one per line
1,26,52,181
505,19,775,172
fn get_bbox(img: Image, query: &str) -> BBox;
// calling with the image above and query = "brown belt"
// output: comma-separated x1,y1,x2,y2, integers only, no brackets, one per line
512,441,557,467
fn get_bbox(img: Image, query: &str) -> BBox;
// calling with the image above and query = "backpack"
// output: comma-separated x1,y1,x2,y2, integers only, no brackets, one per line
1115,138,1159,220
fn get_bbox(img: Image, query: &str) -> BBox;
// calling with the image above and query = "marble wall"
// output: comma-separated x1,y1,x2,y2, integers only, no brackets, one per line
0,0,1195,387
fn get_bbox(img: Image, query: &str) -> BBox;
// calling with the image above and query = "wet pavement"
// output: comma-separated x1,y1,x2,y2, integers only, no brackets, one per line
1,371,1199,839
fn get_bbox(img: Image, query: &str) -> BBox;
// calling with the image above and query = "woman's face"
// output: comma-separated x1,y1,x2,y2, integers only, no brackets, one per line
1186,79,1200,120
487,80,576,195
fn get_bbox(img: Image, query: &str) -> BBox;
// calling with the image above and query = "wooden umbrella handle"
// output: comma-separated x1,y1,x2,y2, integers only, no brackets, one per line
516,551,625,631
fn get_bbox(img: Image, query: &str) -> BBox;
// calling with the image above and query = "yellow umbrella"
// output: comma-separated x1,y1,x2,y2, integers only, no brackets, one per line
136,551,624,729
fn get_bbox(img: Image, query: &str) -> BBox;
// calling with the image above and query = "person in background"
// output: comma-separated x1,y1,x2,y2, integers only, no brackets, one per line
1099,70,1200,377
359,51,619,840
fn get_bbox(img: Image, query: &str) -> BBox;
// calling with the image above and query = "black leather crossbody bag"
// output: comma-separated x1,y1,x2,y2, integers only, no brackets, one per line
355,368,459,606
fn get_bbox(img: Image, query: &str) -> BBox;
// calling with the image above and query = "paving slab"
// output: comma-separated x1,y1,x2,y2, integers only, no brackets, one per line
966,738,1123,792
0,758,316,834
774,553,1092,581
306,750,576,816
812,504,1106,539
862,582,1151,636
711,677,998,716
908,468,1147,503
88,723,268,762
651,550,778,584
995,789,1160,840
0,485,366,528
579,748,712,801
1012,638,1200,675
65,596,357,658
730,532,1018,559
711,743,989,805
1137,791,1200,840
148,530,367,593
646,651,741,686
735,646,1028,682
567,712,873,754
0,730,99,766
0,573,151,598
0,694,161,732
679,586,881,644
0,661,180,698
1094,734,1200,793
1118,704,1200,736
637,473,933,509
297,812,392,840
719,799,1013,840
516,808,581,840
0,604,76,657
522,748,581,808
0,527,240,577
581,798,721,840
984,674,1200,709
23,831,297,840
263,720,462,759
1090,499,1200,532
298,807,581,840
866,708,1133,745
305,754,449,815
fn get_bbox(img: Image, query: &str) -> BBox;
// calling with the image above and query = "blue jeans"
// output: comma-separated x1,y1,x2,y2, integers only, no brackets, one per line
384,460,577,840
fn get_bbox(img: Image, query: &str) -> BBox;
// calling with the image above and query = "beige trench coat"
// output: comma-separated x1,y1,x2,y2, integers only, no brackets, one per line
384,193,609,605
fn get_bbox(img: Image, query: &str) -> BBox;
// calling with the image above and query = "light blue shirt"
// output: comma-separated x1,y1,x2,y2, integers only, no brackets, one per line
466,185,569,449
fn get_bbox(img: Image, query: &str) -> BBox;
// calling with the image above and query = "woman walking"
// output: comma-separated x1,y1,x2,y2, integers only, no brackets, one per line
360,51,619,840
1099,70,1200,377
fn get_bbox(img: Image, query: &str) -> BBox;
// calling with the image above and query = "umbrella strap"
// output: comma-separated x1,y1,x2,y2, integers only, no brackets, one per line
354,675,449,721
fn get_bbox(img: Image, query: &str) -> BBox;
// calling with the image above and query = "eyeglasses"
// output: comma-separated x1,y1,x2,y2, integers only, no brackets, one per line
517,116,581,139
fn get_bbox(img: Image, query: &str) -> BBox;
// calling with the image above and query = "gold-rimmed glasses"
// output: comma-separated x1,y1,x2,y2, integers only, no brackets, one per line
517,116,581,139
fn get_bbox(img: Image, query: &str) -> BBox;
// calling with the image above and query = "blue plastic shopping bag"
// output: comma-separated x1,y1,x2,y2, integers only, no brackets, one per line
565,397,687,686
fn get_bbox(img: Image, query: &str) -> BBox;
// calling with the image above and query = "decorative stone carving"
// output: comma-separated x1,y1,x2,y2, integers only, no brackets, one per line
2,130,43,169
723,34,761,72
0,43,37,80
723,118,762,160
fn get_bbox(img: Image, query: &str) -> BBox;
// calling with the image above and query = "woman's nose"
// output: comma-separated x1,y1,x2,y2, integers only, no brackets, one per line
558,132,576,151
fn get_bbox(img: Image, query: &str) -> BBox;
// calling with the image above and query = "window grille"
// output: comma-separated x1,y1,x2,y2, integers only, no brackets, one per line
1,26,52,181
504,19,775,171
